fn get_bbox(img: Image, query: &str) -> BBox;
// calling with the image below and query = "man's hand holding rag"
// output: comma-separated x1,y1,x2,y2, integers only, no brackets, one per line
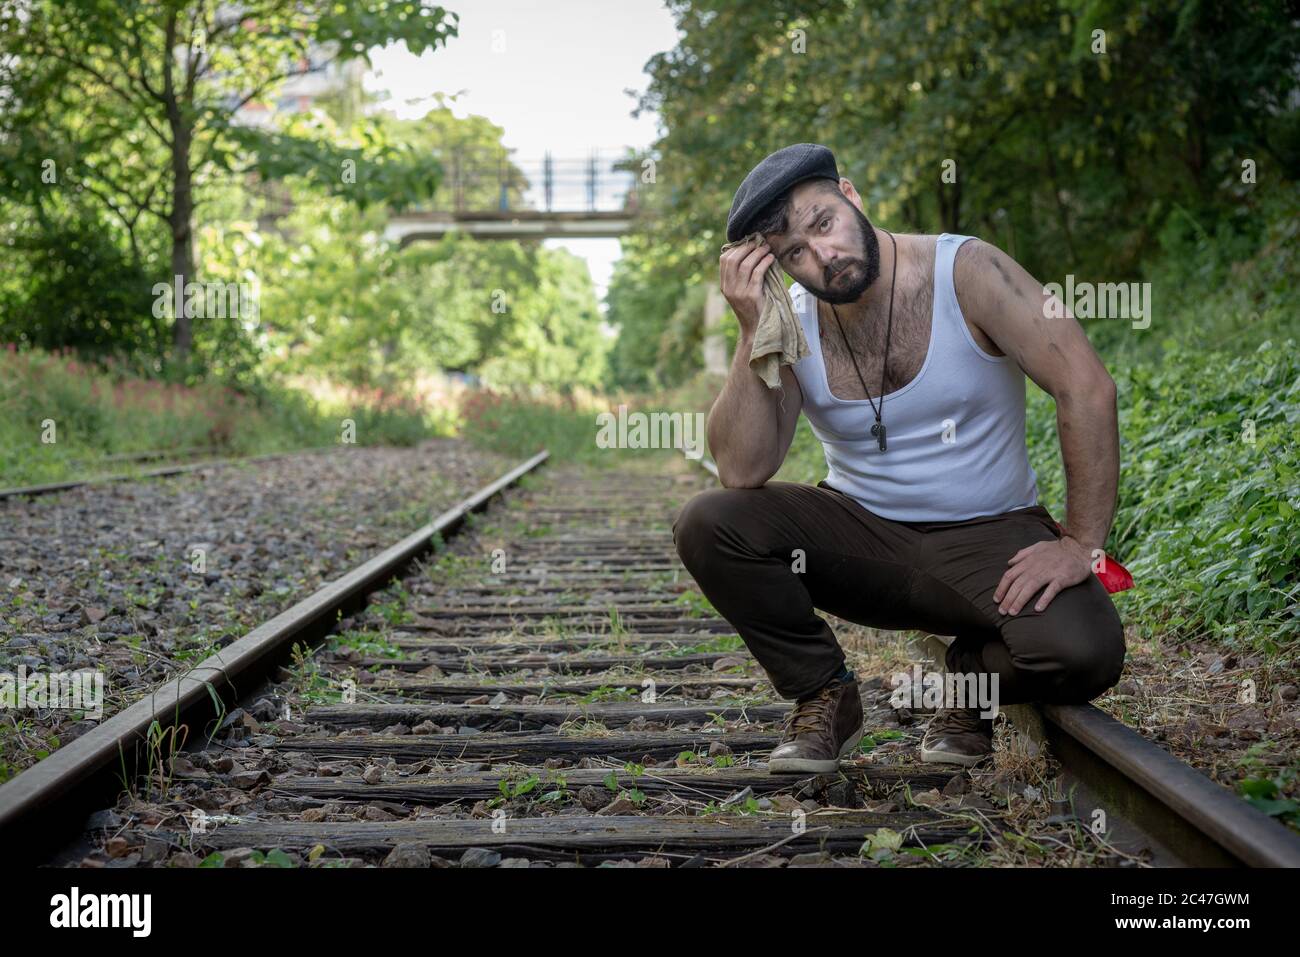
719,232,810,389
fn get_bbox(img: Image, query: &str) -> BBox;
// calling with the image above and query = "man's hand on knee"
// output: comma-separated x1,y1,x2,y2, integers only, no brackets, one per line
995,536,1094,615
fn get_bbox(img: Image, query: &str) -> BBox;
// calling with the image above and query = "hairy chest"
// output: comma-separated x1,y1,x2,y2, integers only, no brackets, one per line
816,276,934,401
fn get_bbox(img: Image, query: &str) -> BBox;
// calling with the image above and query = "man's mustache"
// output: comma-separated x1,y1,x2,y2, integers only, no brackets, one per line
825,259,861,283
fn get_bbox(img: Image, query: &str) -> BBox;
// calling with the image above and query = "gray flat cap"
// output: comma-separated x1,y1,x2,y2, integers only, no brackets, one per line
726,143,839,243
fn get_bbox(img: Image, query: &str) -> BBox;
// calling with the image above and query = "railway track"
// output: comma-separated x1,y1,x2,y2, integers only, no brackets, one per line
0,444,336,500
4,451,1298,869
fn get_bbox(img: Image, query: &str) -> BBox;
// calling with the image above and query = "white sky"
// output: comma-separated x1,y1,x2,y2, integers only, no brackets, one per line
364,0,680,311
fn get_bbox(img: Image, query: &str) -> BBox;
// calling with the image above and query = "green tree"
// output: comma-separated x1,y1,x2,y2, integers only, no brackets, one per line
0,0,458,368
607,0,1300,384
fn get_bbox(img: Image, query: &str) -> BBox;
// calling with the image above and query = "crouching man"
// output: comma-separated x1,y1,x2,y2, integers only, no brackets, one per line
673,144,1125,772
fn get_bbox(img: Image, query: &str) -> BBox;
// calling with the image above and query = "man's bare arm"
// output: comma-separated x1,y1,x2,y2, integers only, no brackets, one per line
708,353,802,487
708,237,803,487
955,238,1119,614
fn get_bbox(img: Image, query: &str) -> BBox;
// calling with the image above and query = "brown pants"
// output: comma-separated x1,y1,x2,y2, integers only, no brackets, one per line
672,480,1125,704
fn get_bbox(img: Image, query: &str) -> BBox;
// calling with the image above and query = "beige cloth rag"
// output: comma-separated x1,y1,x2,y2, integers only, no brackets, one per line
720,232,810,389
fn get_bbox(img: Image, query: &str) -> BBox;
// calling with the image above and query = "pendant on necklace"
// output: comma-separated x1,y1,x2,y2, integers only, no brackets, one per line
871,421,887,452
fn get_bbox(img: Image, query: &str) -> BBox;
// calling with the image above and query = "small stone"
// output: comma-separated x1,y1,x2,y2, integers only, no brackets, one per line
459,847,502,868
768,794,804,813
168,755,206,778
941,774,970,796
230,769,271,789
411,720,439,735
362,766,385,784
707,741,732,757
912,788,943,807
85,809,124,831
247,698,279,721
577,786,608,811
81,606,108,625
383,843,431,868
222,847,258,866
787,852,831,867
597,795,638,816
140,838,170,863
712,656,746,672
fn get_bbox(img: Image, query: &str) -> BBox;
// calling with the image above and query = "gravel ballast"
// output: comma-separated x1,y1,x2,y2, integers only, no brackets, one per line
0,440,517,780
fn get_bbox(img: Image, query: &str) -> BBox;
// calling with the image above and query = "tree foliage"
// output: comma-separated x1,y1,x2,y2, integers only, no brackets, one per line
0,0,458,366
607,0,1300,388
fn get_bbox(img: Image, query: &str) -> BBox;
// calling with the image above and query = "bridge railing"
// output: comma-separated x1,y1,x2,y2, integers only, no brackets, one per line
412,147,647,215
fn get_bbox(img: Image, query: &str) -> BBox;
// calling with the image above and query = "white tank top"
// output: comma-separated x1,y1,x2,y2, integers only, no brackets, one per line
790,233,1039,522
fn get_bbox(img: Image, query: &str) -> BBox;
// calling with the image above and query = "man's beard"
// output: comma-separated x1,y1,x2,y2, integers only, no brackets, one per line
804,205,880,304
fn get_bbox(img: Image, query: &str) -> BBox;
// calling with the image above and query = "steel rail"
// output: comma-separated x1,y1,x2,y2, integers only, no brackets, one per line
0,445,341,500
0,450,549,857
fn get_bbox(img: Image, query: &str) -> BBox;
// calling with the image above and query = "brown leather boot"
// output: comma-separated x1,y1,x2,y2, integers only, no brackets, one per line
768,676,864,774
920,706,995,766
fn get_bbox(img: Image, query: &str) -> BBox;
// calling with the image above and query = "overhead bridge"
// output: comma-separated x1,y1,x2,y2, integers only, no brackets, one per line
384,148,647,246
